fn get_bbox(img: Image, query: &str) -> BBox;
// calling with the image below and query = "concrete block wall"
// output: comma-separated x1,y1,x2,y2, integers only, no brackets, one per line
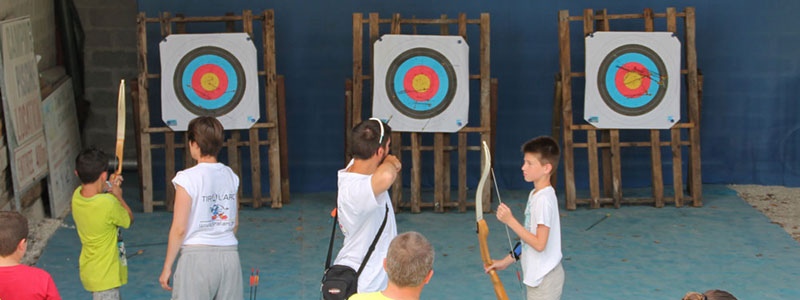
73,0,138,161
0,0,57,71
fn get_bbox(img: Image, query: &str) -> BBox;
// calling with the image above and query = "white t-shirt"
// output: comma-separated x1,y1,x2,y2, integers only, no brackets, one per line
521,186,562,287
172,162,239,247
333,160,397,293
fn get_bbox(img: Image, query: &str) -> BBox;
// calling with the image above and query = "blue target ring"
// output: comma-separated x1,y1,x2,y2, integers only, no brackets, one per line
173,46,246,116
392,56,449,112
181,54,238,109
385,48,457,119
597,44,668,116
603,53,660,108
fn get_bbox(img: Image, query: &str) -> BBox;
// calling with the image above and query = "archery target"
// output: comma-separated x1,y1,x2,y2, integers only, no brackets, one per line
160,33,259,131
373,35,469,132
584,32,681,129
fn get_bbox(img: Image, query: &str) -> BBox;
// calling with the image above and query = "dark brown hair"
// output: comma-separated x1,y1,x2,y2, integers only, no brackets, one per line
0,211,28,256
75,146,110,184
521,136,560,170
350,119,392,160
187,116,225,157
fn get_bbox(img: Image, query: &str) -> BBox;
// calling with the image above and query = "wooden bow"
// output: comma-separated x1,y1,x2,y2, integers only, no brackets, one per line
476,140,509,300
113,80,125,180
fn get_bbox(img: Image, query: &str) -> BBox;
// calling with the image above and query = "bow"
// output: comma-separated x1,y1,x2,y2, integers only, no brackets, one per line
476,140,509,300
113,79,125,180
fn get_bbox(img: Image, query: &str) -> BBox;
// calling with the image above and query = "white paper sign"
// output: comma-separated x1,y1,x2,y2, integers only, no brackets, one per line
42,79,82,217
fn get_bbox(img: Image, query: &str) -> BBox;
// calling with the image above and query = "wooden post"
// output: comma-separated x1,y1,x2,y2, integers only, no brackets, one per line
479,13,492,212
434,133,444,212
610,129,622,208
595,9,613,198
242,9,264,208
457,14,467,213
670,127,683,207
558,10,576,210
389,13,404,213
344,79,353,164
277,75,290,204
410,132,421,213
666,7,681,206
160,13,176,211
136,12,154,212
643,8,664,208
684,7,702,207
587,129,600,208
433,14,449,213
583,9,600,208
550,74,562,189
222,13,244,204
352,13,363,127
458,132,467,212
391,131,402,212
263,9,282,208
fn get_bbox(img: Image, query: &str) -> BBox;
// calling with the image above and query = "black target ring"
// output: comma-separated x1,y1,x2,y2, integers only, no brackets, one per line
597,44,668,116
173,46,246,116
385,47,458,119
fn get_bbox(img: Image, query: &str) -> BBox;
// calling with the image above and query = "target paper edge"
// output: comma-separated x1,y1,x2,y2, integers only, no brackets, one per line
159,33,260,131
584,32,681,129
372,34,469,133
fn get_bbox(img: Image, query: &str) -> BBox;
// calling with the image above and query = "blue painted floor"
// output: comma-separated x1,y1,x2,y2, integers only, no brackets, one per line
36,176,800,299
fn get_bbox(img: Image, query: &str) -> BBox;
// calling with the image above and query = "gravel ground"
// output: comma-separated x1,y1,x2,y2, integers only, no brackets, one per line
729,184,800,242
22,218,64,266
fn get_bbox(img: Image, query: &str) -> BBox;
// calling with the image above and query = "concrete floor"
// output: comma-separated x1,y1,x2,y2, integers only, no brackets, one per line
36,177,800,299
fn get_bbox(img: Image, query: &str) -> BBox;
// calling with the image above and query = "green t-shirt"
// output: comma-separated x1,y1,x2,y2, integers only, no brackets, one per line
71,186,131,292
349,291,395,300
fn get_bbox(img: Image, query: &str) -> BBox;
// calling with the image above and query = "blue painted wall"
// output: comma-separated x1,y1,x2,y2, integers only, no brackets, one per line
137,0,800,194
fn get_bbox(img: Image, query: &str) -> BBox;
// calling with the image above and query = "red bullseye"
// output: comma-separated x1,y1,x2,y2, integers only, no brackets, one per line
403,65,439,101
614,62,651,98
191,64,228,100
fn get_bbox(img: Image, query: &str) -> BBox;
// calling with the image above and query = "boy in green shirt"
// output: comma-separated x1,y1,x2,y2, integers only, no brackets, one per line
72,147,133,299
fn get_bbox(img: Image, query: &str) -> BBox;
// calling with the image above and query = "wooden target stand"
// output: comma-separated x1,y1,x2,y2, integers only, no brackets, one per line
345,13,497,213
134,10,289,212
553,7,703,210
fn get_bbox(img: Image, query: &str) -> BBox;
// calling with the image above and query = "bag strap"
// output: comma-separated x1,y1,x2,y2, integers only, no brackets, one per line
324,203,389,274
324,209,338,270
356,205,389,276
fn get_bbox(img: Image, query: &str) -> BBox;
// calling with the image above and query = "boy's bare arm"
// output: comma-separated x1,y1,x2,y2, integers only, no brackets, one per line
496,203,550,252
371,155,402,197
110,176,134,224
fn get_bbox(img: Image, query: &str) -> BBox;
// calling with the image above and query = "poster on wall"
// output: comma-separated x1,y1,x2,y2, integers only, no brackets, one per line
0,17,49,210
42,79,82,217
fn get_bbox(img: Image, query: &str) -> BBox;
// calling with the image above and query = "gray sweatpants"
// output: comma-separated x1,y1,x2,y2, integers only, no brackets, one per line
172,245,243,300
92,287,120,300
526,262,565,300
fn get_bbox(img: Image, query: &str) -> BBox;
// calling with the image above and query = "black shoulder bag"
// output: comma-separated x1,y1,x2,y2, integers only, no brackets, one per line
321,204,389,300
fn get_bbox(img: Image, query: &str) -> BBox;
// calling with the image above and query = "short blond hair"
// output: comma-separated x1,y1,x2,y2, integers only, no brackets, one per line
385,232,434,287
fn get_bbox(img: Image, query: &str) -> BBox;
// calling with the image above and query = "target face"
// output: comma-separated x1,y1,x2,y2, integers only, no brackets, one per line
174,46,245,116
584,32,681,129
597,44,667,116
160,33,259,131
386,48,457,119
373,35,469,132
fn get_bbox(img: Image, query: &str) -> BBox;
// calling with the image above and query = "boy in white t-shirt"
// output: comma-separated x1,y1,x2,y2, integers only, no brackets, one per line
158,116,242,300
486,136,564,300
334,118,401,293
